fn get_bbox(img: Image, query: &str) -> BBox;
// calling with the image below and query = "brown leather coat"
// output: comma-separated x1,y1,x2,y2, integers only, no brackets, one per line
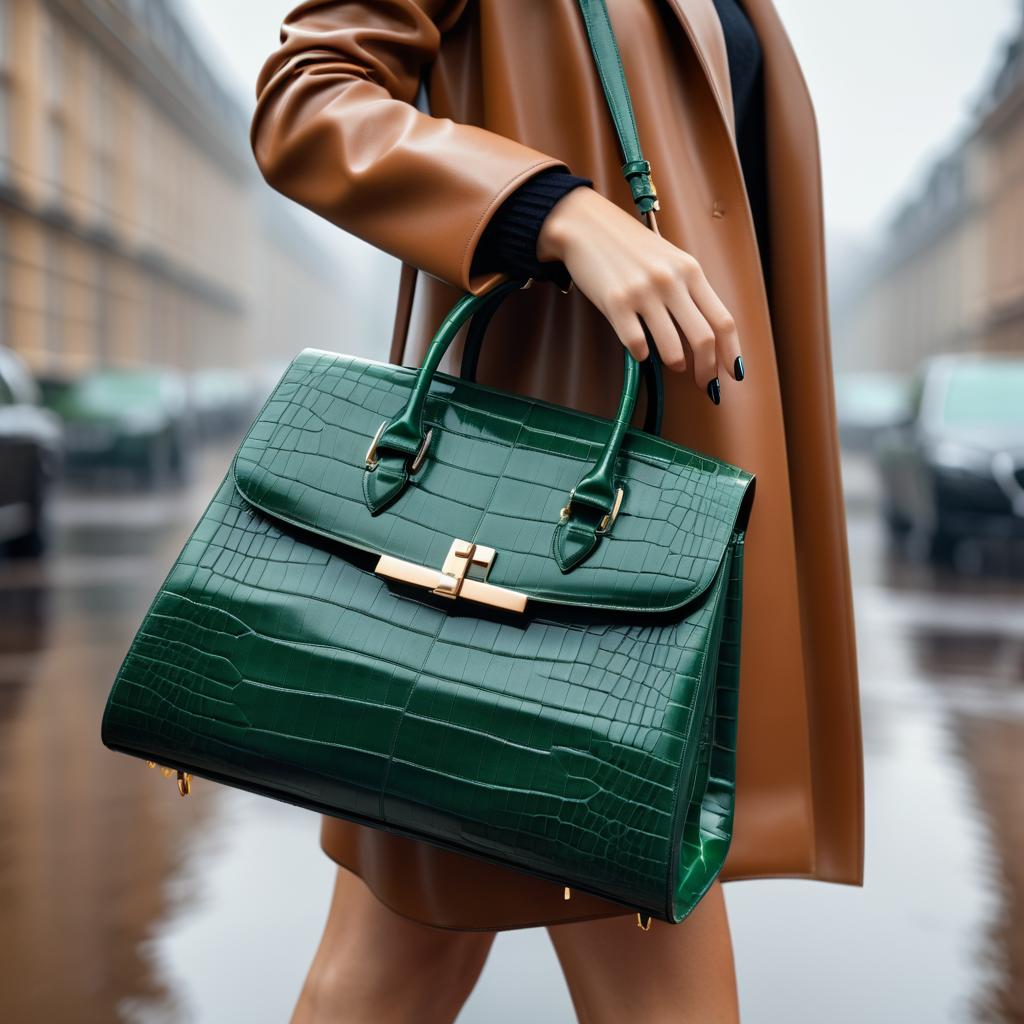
251,0,864,930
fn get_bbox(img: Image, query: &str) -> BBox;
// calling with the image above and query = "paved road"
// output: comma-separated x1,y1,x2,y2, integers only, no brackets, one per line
0,446,1021,1023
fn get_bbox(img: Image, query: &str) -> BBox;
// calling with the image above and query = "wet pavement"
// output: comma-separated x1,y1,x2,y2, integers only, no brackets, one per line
0,445,1021,1023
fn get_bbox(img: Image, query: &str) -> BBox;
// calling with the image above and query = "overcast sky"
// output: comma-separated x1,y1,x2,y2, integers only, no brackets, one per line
176,0,1022,243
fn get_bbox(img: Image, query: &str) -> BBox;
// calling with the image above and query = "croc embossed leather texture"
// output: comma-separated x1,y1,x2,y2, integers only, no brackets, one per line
101,0,756,924
101,281,755,924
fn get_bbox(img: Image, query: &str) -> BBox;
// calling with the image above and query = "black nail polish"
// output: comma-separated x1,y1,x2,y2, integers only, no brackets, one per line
707,377,721,405
734,356,745,382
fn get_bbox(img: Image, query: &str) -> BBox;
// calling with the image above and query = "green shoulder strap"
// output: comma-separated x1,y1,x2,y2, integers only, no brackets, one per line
576,0,660,216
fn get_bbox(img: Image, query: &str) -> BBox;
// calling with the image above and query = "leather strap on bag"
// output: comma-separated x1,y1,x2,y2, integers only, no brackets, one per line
576,0,660,223
575,0,664,437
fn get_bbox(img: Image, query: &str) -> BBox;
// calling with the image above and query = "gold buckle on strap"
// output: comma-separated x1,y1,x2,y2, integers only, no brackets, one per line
365,421,433,474
559,486,624,535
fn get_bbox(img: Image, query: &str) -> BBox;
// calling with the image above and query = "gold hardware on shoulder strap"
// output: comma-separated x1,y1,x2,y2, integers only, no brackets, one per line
636,913,652,931
375,537,528,612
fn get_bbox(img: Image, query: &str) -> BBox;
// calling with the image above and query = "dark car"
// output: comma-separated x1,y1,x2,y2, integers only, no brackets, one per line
43,367,194,488
187,368,259,441
0,347,62,556
874,353,1024,561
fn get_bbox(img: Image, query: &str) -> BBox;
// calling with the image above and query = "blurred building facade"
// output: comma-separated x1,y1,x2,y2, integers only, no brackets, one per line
833,11,1024,374
0,0,344,380
981,25,1024,355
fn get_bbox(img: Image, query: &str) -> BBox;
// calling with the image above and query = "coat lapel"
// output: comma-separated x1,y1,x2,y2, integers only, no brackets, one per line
658,0,736,136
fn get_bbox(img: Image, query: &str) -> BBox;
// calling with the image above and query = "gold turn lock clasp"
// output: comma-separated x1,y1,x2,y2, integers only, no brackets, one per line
434,538,493,598
375,537,528,613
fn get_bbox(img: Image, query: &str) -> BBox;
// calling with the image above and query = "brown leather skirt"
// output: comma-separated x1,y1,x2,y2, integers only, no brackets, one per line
320,815,634,931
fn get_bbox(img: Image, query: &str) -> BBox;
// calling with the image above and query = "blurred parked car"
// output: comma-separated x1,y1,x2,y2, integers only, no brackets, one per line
835,371,912,452
874,353,1024,561
188,368,259,440
0,347,62,556
42,367,194,488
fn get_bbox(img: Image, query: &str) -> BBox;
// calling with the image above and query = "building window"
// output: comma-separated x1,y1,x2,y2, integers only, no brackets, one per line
44,234,63,365
135,102,154,238
91,57,114,224
145,275,161,362
44,13,60,103
0,215,7,345
45,120,65,197
42,12,67,204
0,0,10,181
95,256,109,364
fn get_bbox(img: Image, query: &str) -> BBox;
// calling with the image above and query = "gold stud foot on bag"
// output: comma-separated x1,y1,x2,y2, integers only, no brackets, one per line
564,886,572,901
146,761,193,797
636,913,653,931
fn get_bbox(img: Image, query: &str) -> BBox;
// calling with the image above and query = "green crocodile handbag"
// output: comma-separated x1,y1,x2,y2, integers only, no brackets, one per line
100,0,755,927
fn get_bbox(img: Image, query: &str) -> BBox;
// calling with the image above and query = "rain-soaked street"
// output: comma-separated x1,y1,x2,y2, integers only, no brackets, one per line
1,446,1022,1023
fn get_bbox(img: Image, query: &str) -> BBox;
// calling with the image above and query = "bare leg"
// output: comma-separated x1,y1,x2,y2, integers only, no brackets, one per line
546,881,739,1024
291,866,497,1024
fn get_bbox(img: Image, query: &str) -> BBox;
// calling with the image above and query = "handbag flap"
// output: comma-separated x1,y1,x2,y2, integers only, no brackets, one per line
231,350,753,614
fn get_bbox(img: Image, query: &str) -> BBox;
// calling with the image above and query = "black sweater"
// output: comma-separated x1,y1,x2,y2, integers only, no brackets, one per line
470,0,767,286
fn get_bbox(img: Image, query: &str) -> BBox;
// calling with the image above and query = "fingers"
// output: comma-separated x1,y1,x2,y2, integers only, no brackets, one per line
606,308,650,363
637,304,686,373
664,298,718,390
599,250,744,401
690,274,743,380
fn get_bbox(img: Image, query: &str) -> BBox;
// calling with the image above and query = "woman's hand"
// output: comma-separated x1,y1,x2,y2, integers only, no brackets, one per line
536,186,744,403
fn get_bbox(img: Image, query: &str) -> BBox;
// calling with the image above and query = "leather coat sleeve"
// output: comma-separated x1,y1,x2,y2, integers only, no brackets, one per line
251,0,570,292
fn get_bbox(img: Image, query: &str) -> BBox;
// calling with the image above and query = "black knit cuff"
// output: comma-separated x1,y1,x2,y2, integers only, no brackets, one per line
471,170,593,289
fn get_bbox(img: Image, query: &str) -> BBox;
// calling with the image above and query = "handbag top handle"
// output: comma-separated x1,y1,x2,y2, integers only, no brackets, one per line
364,281,642,575
363,1,664,568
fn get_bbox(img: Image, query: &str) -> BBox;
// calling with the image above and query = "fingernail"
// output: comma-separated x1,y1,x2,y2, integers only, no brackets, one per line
734,356,745,381
707,377,721,405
